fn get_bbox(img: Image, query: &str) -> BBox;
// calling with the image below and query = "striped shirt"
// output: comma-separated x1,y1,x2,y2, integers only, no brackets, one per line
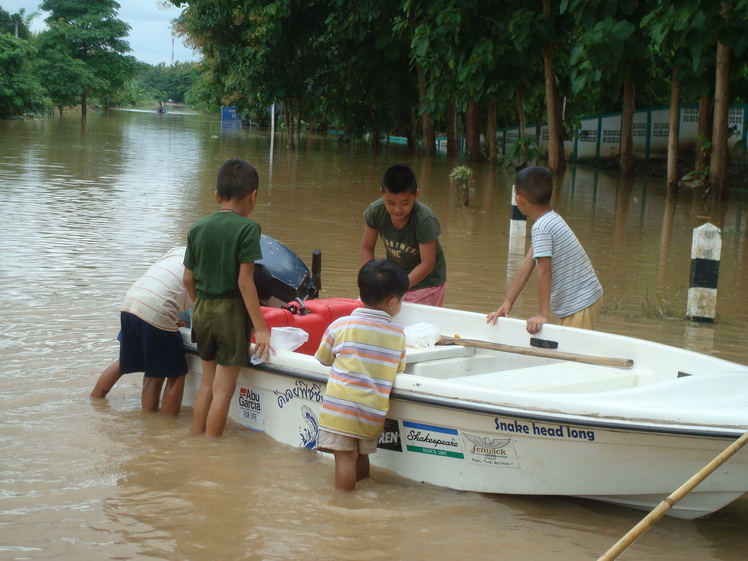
121,247,192,332
315,308,407,439
532,211,603,318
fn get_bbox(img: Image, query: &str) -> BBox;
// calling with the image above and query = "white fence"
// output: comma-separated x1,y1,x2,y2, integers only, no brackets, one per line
497,103,748,162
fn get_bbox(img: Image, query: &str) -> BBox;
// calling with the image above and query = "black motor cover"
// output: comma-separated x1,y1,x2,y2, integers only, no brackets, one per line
256,235,319,304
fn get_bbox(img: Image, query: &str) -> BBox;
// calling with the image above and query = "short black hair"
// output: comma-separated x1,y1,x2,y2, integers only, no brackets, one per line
515,166,552,205
381,165,417,194
358,259,409,306
216,159,259,201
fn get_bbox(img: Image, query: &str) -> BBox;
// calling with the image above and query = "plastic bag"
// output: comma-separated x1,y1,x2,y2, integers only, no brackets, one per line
270,326,309,352
251,327,309,365
404,323,441,349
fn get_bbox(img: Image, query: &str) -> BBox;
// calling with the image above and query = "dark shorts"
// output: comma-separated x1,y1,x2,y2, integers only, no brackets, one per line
191,298,252,367
118,312,188,378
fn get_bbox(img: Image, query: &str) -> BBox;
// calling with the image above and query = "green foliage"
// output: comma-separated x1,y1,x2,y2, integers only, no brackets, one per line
137,61,199,103
160,0,748,159
449,165,474,206
0,6,37,40
641,288,684,320
504,136,541,168
0,33,51,117
32,33,91,111
38,0,138,111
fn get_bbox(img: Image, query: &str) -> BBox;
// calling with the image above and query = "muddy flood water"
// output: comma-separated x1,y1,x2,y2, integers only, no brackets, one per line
1,109,747,561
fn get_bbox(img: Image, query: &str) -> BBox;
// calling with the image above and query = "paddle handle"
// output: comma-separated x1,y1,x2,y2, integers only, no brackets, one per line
598,429,748,560
438,336,634,368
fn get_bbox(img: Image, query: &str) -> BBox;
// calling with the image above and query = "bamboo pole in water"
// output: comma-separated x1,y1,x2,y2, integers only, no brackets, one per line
598,429,748,561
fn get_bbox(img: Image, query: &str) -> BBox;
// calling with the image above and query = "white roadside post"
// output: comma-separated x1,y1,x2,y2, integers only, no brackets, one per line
509,185,527,239
687,223,721,322
507,184,527,281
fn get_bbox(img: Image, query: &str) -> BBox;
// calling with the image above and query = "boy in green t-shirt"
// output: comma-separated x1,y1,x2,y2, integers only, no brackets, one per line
183,159,271,437
360,165,447,306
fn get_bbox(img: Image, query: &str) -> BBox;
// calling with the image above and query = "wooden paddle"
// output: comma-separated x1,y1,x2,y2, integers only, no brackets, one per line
438,336,634,369
597,428,748,560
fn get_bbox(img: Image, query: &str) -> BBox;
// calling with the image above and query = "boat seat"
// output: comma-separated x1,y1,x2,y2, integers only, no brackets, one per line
405,344,475,365
455,361,637,393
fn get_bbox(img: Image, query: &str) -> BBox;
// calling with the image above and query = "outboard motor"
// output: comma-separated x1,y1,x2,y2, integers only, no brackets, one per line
256,235,320,307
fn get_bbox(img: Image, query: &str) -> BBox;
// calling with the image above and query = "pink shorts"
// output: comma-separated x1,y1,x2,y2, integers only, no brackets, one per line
404,284,446,307
317,430,378,455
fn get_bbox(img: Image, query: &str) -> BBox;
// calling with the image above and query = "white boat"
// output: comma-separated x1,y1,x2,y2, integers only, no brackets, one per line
181,297,748,520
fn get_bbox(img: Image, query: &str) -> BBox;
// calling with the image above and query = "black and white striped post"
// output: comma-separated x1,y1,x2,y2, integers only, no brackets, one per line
507,184,527,280
687,223,721,322
509,184,527,239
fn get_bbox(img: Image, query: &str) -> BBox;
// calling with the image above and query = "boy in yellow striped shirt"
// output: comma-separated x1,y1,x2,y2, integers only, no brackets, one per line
315,259,409,490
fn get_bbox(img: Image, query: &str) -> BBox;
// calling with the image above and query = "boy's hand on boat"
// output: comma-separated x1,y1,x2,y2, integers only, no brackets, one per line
251,328,273,364
525,314,547,334
486,302,512,325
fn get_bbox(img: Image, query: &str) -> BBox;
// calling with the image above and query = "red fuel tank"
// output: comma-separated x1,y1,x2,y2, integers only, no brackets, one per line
257,298,362,355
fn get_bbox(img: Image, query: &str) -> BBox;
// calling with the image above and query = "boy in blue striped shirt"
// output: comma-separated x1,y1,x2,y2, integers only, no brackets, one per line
315,259,409,490
487,166,603,334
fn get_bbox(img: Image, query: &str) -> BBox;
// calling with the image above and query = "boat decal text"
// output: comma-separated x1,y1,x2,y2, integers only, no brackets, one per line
237,386,264,429
377,418,402,452
462,432,520,468
403,420,464,459
274,380,323,408
494,417,596,442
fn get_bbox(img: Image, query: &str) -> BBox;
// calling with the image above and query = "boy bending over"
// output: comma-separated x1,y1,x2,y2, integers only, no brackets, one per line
315,259,409,490
361,164,447,306
91,247,192,415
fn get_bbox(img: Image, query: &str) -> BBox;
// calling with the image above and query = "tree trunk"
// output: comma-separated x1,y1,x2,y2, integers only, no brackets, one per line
447,96,458,157
81,90,88,120
666,68,681,194
284,98,295,150
417,66,436,156
541,0,565,177
296,97,302,147
516,90,528,160
486,100,498,163
466,98,482,161
709,37,732,199
516,89,527,146
408,107,417,151
371,125,381,148
709,38,732,199
620,77,636,176
695,95,713,173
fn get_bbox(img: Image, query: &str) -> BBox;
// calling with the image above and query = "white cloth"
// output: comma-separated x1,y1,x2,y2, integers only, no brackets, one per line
121,247,192,331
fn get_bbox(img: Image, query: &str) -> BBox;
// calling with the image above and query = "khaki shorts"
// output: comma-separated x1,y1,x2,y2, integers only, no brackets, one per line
558,297,602,331
192,298,252,366
317,429,379,455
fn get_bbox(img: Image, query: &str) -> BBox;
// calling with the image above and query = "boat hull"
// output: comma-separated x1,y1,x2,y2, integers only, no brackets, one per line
182,351,747,520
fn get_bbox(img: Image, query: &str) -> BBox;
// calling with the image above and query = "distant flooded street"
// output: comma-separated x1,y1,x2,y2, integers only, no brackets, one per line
1,108,746,560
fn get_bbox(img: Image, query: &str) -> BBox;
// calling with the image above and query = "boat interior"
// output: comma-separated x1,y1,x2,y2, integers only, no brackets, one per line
403,346,640,393
257,298,644,394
